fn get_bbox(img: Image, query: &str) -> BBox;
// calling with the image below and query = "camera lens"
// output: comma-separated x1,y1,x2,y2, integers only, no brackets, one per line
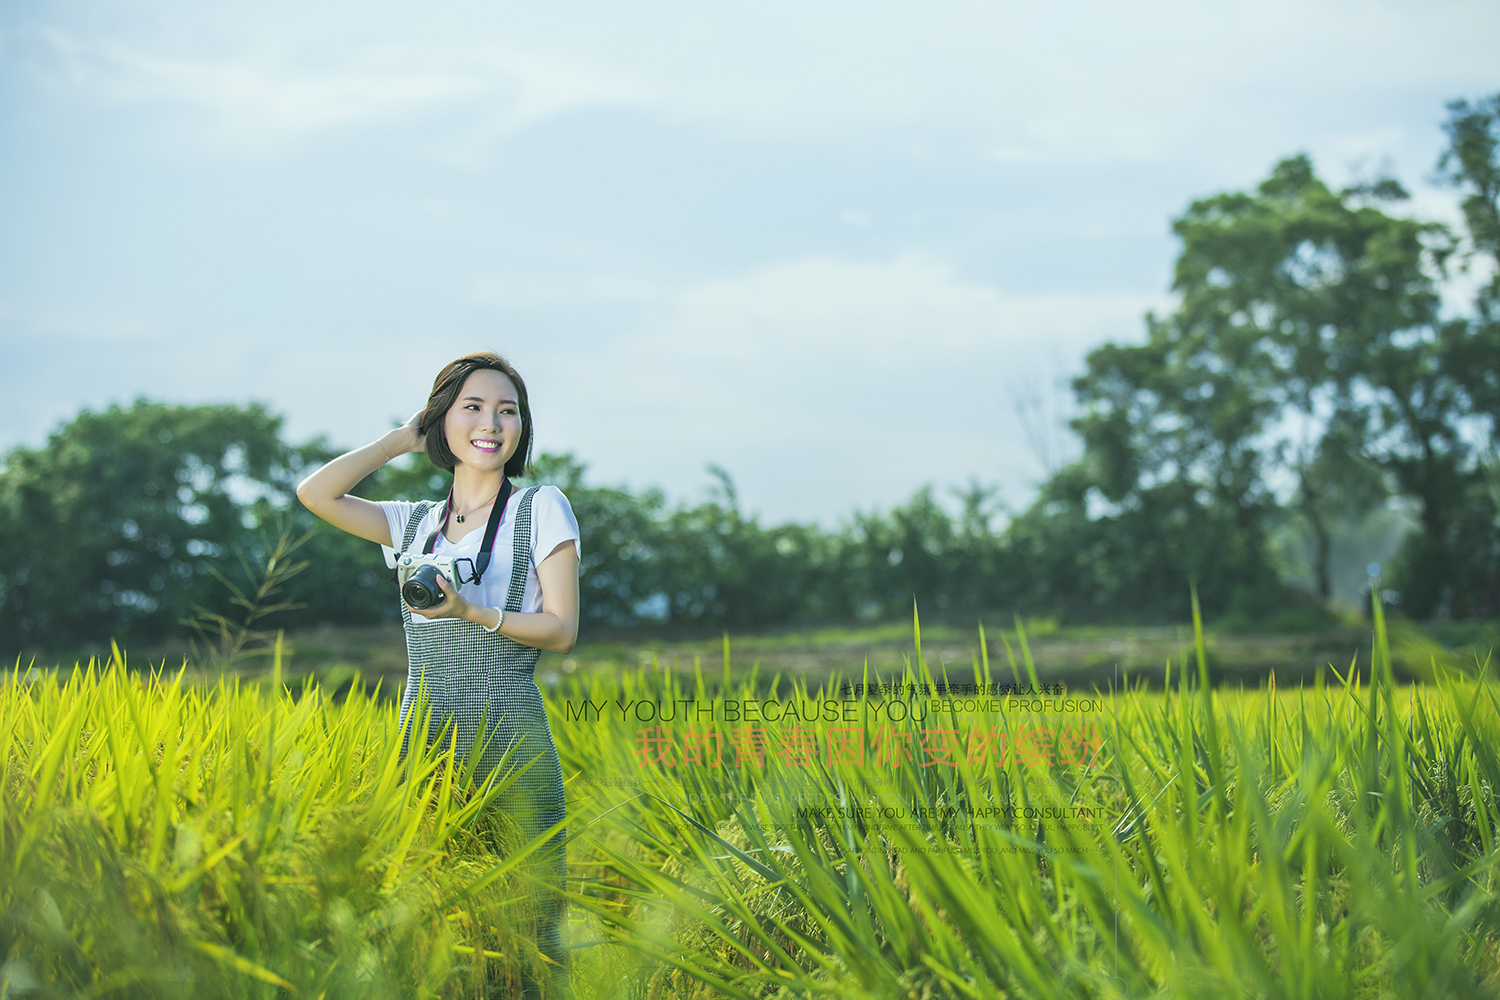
402,564,444,609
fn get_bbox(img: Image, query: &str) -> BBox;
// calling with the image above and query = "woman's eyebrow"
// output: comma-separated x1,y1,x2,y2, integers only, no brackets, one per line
462,395,519,405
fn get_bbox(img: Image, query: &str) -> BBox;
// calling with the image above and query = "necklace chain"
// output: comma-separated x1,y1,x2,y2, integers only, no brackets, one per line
453,495,496,524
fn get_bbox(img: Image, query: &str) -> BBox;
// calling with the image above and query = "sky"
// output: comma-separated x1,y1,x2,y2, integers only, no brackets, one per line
2,0,1497,528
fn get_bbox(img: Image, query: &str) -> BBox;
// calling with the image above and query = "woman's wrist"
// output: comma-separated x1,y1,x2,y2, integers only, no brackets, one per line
374,429,408,461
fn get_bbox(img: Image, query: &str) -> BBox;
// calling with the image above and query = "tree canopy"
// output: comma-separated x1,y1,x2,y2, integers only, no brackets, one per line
1056,96,1500,620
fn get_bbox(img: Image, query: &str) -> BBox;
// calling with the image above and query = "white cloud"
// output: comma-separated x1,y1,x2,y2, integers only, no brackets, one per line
34,28,651,150
21,0,1500,165
537,0,1499,167
526,255,1161,519
643,254,1160,366
471,272,667,310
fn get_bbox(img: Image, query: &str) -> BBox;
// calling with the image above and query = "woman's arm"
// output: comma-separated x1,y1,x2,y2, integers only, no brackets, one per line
295,413,423,546
411,540,581,654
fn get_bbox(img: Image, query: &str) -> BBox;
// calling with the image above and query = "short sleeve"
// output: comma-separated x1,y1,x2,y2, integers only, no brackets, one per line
530,485,581,565
378,499,421,568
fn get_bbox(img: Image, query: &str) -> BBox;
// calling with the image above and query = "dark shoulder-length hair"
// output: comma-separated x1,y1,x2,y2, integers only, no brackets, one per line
419,352,534,477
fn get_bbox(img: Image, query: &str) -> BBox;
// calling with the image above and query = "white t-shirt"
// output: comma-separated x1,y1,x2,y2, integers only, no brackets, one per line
379,485,580,624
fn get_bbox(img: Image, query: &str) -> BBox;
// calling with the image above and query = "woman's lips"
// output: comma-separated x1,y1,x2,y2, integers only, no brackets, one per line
471,439,500,453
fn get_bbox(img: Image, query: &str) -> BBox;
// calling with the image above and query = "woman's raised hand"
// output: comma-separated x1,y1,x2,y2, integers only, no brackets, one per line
394,409,426,455
296,411,428,548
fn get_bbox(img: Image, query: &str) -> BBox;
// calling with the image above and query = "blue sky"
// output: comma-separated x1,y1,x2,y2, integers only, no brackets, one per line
2,0,1497,527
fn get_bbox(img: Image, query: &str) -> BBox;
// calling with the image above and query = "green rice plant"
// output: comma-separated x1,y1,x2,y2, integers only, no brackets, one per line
6,600,1500,999
1,644,564,998
557,603,1500,999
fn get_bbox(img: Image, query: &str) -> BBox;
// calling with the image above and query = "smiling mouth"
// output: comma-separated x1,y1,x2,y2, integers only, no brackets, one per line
471,439,501,453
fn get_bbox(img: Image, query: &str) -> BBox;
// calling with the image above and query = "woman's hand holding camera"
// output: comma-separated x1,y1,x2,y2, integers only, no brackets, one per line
406,572,489,625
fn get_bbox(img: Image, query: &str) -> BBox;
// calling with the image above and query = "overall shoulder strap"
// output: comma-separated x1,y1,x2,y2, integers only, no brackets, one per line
398,501,437,554
502,487,541,613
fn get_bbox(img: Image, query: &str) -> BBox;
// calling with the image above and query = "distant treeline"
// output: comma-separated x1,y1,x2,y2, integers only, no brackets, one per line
2,94,1498,653
0,409,1031,650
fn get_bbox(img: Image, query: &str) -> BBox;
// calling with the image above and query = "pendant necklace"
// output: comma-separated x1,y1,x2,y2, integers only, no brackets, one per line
452,484,503,524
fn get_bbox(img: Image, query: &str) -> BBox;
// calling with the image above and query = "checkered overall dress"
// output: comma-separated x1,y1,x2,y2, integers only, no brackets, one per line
394,487,567,966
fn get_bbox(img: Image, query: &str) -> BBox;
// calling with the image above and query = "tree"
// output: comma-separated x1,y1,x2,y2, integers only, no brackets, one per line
1420,92,1500,616
525,454,675,628
1053,149,1500,619
1440,94,1500,321
1064,162,1315,617
1434,94,1500,434
0,400,300,648
1171,156,1454,605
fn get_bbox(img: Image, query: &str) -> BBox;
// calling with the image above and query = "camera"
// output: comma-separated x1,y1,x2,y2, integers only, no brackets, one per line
396,554,477,610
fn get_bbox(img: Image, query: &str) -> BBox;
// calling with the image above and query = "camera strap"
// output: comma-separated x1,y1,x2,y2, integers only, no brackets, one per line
421,477,514,583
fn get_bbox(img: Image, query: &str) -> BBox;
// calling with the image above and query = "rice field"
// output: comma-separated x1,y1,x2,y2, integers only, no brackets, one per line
4,603,1500,999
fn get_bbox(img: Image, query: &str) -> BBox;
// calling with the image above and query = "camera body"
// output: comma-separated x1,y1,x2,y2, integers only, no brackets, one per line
396,553,477,610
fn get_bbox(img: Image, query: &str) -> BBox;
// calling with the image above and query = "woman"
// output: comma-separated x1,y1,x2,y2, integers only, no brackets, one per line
296,351,578,988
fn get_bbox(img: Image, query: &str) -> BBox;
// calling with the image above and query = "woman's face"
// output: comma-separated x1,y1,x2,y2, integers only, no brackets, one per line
443,369,523,472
